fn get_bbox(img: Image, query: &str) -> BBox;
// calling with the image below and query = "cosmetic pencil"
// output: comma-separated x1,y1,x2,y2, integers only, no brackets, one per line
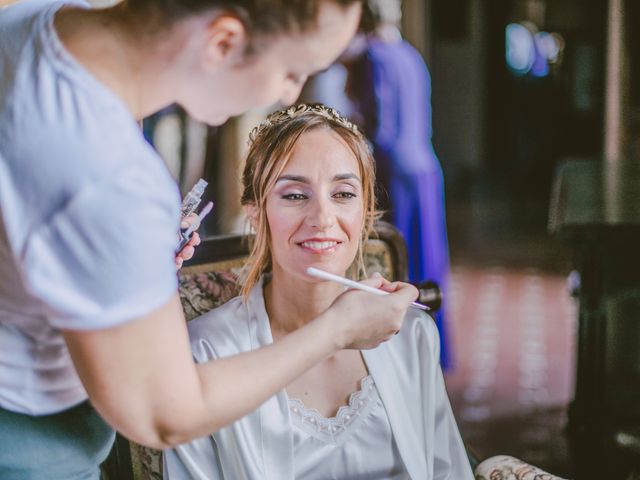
306,267,429,311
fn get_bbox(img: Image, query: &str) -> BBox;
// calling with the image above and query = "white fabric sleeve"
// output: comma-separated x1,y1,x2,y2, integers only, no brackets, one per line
21,171,180,330
164,436,225,480
421,318,474,480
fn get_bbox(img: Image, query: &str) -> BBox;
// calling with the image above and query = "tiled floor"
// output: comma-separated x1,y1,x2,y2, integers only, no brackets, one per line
445,267,576,476
443,191,577,477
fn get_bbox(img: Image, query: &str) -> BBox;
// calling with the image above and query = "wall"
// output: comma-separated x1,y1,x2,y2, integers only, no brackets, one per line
431,0,487,193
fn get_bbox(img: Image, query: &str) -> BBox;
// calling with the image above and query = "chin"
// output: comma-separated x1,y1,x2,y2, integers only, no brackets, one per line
305,259,352,276
182,106,230,126
204,113,230,126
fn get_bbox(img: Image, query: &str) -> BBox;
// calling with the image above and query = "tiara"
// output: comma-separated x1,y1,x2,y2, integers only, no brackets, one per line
248,103,361,146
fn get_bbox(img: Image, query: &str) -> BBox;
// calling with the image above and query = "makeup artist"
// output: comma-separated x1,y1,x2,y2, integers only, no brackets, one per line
0,1,419,478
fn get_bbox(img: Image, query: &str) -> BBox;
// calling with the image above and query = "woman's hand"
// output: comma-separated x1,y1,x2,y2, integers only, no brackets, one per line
323,274,419,350
175,213,201,269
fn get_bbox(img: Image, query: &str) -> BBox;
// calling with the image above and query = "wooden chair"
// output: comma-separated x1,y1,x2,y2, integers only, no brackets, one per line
101,221,565,480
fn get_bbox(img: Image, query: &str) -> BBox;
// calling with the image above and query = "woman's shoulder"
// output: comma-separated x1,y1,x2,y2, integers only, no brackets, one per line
402,308,439,338
364,309,441,382
392,309,441,360
186,296,252,362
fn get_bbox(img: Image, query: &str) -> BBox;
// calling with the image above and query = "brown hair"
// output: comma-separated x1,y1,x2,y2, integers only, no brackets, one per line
240,103,378,297
127,0,361,45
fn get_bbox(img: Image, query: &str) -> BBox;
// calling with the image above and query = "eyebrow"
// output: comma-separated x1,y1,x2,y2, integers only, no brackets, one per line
275,173,361,184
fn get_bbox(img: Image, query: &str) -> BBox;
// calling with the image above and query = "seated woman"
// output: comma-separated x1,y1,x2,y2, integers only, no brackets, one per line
164,104,473,480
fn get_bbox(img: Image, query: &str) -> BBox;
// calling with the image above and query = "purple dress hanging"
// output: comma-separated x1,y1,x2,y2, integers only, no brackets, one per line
347,38,452,369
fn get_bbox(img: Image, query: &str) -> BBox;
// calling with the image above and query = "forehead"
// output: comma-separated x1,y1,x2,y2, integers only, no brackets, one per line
282,128,360,175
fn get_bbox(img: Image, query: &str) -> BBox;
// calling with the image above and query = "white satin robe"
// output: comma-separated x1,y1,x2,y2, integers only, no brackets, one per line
164,278,473,480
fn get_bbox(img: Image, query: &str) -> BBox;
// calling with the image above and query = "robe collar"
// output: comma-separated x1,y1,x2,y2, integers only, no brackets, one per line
246,277,427,479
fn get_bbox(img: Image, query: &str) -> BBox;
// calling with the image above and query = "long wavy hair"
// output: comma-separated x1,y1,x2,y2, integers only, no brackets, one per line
240,103,378,297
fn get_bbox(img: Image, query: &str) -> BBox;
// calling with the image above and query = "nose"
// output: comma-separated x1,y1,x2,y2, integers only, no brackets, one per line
280,78,306,106
305,195,336,230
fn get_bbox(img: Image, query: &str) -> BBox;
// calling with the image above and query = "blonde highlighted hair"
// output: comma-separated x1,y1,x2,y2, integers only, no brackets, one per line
240,103,378,297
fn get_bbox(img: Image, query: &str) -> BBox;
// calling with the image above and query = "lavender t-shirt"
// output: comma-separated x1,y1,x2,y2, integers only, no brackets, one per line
0,0,181,414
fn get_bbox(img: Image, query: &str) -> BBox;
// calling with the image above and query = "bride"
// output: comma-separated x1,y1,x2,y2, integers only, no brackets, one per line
164,104,473,480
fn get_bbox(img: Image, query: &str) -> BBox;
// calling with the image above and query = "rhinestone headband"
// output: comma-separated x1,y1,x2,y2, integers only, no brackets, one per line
248,103,361,146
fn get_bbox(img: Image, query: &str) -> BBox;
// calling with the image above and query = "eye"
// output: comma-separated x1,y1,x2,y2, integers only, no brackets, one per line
333,191,357,200
287,73,307,85
282,193,308,201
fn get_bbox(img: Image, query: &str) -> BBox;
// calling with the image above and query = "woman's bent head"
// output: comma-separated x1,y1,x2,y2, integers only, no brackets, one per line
138,1,363,124
89,1,362,123
241,104,377,296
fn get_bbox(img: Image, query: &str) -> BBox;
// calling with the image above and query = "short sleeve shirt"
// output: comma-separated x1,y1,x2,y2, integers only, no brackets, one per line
0,0,181,414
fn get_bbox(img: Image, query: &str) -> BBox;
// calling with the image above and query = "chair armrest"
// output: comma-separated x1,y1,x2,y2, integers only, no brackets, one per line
416,280,442,312
475,455,567,479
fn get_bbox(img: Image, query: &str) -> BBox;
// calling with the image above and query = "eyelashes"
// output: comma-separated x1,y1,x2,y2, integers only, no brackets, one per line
281,191,358,201
281,193,307,201
333,192,357,200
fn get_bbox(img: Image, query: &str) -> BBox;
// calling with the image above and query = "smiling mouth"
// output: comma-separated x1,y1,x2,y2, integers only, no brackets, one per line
298,240,342,252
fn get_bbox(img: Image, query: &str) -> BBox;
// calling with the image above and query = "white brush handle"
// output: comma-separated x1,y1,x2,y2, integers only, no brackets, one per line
306,267,429,311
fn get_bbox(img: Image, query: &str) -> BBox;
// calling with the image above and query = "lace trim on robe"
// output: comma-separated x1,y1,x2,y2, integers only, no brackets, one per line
288,375,383,444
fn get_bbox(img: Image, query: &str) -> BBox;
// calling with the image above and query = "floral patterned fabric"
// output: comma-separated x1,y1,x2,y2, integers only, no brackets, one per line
474,455,567,480
362,239,395,280
179,270,241,321
130,442,163,480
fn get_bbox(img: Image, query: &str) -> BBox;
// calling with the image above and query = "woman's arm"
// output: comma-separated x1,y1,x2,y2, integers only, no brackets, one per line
64,279,417,449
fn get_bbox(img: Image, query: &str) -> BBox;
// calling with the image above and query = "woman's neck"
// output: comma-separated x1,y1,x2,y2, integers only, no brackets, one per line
264,270,346,339
53,5,187,119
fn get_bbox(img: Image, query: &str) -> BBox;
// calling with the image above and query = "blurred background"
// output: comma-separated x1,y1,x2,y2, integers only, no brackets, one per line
18,0,639,477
